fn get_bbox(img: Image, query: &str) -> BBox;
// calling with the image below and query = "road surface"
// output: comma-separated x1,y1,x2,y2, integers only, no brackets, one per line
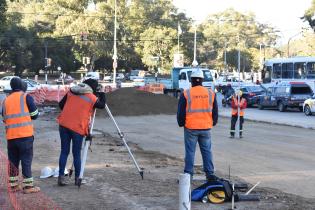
96,114,315,199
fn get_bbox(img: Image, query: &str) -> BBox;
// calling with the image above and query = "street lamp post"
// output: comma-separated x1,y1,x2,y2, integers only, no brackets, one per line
112,0,118,86
224,41,227,76
192,25,198,67
287,31,303,58
44,41,48,84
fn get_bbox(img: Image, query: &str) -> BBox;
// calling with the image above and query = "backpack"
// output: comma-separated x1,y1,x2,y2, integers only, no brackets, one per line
191,179,233,204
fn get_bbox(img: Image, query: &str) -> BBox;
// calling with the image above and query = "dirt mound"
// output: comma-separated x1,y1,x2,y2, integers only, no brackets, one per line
102,88,178,116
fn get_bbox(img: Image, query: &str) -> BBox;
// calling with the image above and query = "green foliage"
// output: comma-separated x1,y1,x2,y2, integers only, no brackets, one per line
302,0,315,31
1,0,286,75
0,0,7,32
200,8,278,72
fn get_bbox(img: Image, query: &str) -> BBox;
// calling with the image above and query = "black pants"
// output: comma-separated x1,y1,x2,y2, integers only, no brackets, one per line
230,115,244,137
7,136,34,178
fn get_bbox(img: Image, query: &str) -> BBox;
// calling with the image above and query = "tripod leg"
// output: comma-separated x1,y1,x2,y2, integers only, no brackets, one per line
105,104,144,179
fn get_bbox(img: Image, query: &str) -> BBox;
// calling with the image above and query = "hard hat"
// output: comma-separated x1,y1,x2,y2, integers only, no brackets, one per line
40,167,54,179
53,167,69,177
191,69,204,79
238,90,243,96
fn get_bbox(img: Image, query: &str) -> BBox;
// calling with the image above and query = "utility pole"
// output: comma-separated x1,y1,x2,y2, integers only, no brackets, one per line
287,31,303,58
192,25,198,67
44,41,48,84
224,41,227,77
112,0,117,86
236,34,241,139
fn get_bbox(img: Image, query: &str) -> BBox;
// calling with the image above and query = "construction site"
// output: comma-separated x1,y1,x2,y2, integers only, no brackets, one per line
0,87,314,210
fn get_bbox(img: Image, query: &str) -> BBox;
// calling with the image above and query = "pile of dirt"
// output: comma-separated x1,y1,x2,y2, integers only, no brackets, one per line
103,88,178,116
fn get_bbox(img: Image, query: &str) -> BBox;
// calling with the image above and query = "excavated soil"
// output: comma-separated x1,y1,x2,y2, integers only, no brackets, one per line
103,88,178,116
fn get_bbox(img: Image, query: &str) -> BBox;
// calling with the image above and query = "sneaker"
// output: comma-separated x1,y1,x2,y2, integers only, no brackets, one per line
229,135,235,138
206,174,220,182
23,186,40,194
58,175,68,186
75,177,87,186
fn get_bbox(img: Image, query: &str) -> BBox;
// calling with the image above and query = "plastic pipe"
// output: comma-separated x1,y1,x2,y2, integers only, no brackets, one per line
179,173,191,210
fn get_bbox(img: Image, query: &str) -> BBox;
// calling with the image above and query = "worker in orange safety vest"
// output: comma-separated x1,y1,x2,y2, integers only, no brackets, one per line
230,90,247,138
2,77,40,194
177,69,219,182
57,78,106,186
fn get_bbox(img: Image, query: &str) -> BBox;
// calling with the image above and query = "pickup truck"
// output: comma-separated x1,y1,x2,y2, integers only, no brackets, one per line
144,67,215,97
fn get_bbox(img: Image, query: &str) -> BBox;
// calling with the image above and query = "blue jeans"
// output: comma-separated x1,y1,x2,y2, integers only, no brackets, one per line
58,126,84,178
184,128,214,178
7,136,34,178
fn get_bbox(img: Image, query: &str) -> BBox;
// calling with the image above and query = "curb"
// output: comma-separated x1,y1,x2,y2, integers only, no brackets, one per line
219,113,315,130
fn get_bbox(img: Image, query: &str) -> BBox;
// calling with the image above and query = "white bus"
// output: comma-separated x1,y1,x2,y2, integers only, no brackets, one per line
262,57,315,91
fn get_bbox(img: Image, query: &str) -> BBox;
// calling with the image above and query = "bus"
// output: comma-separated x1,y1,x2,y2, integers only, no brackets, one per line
261,57,315,91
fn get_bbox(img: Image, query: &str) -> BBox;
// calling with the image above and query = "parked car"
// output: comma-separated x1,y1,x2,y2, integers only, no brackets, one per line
216,76,243,92
3,78,41,93
303,94,315,115
23,79,41,91
85,72,100,81
258,82,313,112
116,73,125,80
236,85,265,107
0,76,17,90
55,75,74,84
103,74,112,81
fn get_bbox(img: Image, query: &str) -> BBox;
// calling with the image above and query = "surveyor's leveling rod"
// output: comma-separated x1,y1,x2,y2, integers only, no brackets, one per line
78,109,97,188
105,104,144,179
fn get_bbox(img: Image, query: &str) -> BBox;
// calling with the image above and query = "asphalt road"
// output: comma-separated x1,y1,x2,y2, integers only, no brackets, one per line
96,114,315,199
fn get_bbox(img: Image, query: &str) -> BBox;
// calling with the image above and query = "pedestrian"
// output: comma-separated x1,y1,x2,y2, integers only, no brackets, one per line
177,69,219,182
57,79,106,186
155,71,158,82
2,77,40,194
230,90,247,138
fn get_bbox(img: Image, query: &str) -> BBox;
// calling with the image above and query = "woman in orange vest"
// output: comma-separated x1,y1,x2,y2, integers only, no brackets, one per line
57,79,106,186
177,69,219,182
230,90,247,138
2,77,40,194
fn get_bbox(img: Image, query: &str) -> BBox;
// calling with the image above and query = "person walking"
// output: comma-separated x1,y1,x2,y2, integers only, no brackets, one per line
2,77,40,194
177,69,218,181
57,78,106,186
230,90,247,138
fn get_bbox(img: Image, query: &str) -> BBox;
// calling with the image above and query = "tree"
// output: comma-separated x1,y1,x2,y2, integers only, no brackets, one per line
0,0,7,33
199,8,278,72
135,26,177,72
302,0,315,31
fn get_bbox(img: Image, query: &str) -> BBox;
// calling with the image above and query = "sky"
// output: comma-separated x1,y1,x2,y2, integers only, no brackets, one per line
173,0,313,44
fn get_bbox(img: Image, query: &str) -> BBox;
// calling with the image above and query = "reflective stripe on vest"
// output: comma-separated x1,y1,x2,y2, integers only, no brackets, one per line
3,92,33,140
186,89,213,113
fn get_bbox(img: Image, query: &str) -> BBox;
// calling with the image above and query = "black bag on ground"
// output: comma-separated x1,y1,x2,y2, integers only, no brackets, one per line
191,179,233,204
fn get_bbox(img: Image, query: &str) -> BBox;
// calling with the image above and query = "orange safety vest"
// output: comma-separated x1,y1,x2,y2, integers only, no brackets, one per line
57,92,97,136
231,97,246,116
3,92,33,140
183,86,215,129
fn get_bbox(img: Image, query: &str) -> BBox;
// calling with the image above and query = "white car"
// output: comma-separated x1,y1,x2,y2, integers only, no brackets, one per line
3,78,41,93
85,72,100,81
303,96,315,116
0,76,17,90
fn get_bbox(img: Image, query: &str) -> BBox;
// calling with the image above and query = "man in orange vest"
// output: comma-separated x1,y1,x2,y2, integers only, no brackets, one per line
230,90,247,138
177,69,218,181
57,78,105,186
2,77,40,194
